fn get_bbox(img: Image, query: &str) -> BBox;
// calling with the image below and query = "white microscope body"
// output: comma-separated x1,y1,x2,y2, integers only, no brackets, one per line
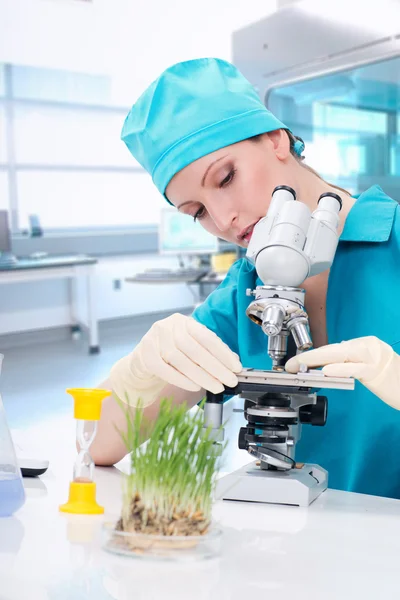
247,185,342,288
210,186,354,507
245,185,342,369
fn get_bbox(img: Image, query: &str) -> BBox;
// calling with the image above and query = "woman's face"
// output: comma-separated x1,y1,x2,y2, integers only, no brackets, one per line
165,130,295,247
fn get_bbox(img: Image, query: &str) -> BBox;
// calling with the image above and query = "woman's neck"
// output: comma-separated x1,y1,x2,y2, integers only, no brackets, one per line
294,163,355,236
289,162,356,347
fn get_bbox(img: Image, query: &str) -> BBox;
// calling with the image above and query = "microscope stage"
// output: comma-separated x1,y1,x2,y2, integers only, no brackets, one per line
237,368,354,391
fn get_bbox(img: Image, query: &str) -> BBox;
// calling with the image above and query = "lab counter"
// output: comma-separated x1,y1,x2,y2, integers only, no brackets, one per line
2,399,399,599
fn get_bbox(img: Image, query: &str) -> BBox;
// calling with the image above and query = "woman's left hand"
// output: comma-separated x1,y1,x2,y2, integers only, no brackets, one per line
285,336,400,410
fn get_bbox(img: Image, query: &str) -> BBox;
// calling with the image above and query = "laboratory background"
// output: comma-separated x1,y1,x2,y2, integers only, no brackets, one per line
0,0,400,598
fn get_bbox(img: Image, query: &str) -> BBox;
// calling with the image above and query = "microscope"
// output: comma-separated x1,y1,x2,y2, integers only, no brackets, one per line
204,186,355,507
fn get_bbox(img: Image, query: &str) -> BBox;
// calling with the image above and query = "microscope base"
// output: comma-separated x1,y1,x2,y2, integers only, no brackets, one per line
216,461,328,507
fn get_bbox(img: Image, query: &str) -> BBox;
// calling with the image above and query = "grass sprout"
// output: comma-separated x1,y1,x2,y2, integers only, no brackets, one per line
117,397,225,537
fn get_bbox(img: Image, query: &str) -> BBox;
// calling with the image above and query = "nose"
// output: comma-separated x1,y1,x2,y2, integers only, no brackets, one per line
206,200,238,233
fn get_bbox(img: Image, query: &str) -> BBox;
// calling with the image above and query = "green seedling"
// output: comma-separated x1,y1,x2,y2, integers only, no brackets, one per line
116,398,225,538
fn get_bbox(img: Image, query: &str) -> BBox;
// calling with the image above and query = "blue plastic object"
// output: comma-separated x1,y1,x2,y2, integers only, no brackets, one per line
0,355,25,517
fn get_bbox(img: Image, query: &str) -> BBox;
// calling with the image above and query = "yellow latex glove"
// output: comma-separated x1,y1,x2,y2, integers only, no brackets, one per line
285,336,400,410
109,313,242,407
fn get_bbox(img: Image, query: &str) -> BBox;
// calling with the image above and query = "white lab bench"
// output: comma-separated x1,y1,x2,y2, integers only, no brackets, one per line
0,254,99,353
2,400,400,600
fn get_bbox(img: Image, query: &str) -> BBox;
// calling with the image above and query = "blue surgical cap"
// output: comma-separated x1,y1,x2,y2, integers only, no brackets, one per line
121,58,295,198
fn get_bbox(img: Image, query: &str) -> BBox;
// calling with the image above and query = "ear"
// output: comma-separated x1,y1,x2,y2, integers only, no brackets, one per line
266,130,291,161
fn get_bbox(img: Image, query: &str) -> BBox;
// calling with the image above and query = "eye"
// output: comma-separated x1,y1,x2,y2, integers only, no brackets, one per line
193,206,207,222
219,168,236,188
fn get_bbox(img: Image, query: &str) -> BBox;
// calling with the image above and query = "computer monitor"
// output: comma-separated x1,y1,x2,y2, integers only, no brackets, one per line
159,208,219,255
0,210,11,253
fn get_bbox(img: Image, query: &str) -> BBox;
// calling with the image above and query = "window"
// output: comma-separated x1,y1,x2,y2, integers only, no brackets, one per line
1,63,153,233
0,65,5,97
11,65,113,105
13,105,133,167
391,116,400,177
303,133,366,179
0,172,9,210
0,104,7,163
312,104,387,134
17,171,163,230
267,55,400,195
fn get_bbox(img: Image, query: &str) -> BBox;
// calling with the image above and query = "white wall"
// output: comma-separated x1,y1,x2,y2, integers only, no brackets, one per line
0,0,277,335
0,0,278,101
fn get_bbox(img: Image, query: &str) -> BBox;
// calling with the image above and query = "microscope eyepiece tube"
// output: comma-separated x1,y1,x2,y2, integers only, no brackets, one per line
246,184,296,268
267,185,297,219
272,185,297,199
318,191,342,210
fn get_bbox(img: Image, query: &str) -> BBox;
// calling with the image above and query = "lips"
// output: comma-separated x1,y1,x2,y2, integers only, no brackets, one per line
238,220,259,243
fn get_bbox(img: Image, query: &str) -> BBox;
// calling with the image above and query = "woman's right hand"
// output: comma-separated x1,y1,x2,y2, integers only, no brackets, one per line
109,313,242,407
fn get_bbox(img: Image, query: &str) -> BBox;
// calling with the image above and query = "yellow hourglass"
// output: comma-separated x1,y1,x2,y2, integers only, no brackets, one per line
60,388,111,515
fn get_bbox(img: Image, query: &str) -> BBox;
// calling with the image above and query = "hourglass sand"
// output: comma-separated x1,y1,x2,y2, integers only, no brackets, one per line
60,388,111,515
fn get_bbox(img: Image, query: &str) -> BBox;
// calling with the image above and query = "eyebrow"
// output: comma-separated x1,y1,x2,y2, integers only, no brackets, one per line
176,201,194,210
176,155,229,210
201,155,228,186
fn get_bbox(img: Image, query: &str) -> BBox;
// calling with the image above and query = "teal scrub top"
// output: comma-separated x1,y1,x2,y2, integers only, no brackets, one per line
192,185,400,499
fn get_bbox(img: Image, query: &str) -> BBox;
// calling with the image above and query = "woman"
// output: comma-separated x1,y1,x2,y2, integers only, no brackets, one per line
93,58,400,500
